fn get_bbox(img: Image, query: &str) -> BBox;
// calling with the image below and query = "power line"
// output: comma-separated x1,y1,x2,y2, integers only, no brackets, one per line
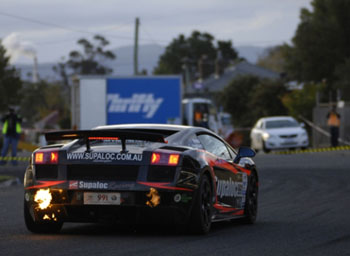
0,11,171,45
140,24,166,46
0,11,135,41
1,11,284,50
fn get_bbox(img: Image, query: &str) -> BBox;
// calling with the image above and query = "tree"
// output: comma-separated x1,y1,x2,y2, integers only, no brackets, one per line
219,76,287,128
154,31,238,81
283,0,350,100
51,35,116,127
250,79,288,119
20,81,70,128
60,35,116,76
282,82,322,121
333,58,350,101
257,45,287,74
0,41,22,112
220,76,258,128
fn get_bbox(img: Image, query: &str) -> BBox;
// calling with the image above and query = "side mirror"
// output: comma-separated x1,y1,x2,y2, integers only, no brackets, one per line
300,122,305,128
233,146,256,164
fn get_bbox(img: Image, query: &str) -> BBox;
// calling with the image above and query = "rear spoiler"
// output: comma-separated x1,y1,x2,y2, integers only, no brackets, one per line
45,129,167,152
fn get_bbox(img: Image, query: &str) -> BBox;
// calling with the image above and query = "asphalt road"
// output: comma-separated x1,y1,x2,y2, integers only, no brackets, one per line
0,151,350,256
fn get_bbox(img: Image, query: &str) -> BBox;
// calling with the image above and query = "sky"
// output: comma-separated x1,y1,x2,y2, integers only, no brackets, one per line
0,0,312,64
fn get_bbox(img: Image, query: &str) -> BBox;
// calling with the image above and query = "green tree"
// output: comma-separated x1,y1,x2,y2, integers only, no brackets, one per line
64,35,116,76
282,82,322,121
20,81,70,128
333,58,350,101
219,76,287,128
284,0,350,99
0,41,22,112
219,76,259,128
154,31,238,80
250,79,288,119
257,45,287,74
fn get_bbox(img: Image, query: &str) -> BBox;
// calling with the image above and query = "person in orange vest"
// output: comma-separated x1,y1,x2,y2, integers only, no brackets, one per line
326,105,341,147
0,107,22,165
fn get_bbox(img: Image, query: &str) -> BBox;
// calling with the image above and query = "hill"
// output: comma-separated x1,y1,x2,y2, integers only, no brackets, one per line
14,44,267,81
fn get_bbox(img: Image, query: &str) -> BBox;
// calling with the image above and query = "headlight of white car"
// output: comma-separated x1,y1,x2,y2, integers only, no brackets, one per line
262,133,271,140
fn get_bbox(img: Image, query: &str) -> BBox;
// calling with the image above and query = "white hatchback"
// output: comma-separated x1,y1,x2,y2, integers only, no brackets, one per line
250,116,309,153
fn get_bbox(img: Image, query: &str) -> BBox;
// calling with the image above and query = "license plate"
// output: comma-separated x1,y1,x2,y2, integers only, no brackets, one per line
282,139,296,145
83,192,121,205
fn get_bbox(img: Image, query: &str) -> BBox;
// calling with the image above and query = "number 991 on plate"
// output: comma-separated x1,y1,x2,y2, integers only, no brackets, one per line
83,192,121,205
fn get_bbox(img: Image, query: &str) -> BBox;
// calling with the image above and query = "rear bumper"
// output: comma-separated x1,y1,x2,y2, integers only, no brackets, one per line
24,188,195,224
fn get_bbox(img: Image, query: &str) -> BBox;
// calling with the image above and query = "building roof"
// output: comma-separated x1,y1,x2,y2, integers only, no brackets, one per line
186,61,280,94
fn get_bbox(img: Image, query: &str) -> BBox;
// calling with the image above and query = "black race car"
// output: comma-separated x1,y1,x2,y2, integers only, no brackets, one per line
24,124,258,234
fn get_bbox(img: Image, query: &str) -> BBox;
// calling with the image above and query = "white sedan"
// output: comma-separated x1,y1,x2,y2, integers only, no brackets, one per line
250,116,309,153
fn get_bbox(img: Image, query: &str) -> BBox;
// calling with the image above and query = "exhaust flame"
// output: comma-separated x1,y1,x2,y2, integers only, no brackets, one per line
42,213,58,221
146,188,160,208
34,189,52,210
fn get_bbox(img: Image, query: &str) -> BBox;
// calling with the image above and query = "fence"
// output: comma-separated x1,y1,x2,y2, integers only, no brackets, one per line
312,102,350,148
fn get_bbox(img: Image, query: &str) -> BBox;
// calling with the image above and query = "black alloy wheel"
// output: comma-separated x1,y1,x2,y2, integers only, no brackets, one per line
242,172,258,224
190,175,213,234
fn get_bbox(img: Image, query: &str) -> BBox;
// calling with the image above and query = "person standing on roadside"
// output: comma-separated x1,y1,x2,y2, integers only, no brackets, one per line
0,107,22,165
326,105,341,147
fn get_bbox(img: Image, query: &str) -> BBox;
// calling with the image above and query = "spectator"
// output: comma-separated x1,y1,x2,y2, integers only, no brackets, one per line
0,107,22,165
326,105,341,147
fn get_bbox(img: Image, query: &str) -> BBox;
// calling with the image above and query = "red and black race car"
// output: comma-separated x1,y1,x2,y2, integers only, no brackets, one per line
24,124,258,234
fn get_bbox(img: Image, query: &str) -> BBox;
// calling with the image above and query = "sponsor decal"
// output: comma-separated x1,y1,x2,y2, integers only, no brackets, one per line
69,181,136,190
107,93,163,118
79,181,108,190
69,180,78,189
216,177,247,198
180,194,192,203
66,152,143,162
174,194,182,203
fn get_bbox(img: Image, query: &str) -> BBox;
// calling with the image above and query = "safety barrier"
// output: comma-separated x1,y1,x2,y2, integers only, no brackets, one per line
0,156,31,161
274,145,350,155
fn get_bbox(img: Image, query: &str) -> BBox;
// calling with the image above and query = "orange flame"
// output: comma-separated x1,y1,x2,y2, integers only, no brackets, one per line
43,214,50,220
34,189,52,210
146,188,160,207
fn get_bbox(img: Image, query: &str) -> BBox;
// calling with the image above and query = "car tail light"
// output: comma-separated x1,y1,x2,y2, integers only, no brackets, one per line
151,153,161,164
34,151,59,165
168,154,180,165
150,152,180,166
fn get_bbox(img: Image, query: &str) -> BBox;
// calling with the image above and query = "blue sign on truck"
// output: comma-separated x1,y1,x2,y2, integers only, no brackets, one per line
106,77,182,124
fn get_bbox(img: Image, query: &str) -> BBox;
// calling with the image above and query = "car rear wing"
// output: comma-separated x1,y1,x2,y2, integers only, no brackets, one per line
45,129,167,152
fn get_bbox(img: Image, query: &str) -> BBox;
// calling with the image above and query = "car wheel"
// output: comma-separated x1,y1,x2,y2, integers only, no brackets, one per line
24,201,63,234
242,171,258,224
189,175,213,234
262,141,270,153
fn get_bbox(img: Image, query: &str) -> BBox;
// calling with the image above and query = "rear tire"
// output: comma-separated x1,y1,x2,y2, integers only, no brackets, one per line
24,201,63,234
189,175,213,234
242,171,258,224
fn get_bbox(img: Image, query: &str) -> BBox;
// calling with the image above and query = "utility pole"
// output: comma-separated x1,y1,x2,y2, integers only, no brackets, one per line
134,17,140,76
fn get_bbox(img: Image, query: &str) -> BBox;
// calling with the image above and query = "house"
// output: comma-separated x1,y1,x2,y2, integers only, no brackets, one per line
185,61,280,97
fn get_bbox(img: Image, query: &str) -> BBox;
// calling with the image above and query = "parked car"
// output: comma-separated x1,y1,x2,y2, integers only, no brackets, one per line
250,116,309,153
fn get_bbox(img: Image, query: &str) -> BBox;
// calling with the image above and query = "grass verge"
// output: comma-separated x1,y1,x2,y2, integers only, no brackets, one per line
0,175,16,182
